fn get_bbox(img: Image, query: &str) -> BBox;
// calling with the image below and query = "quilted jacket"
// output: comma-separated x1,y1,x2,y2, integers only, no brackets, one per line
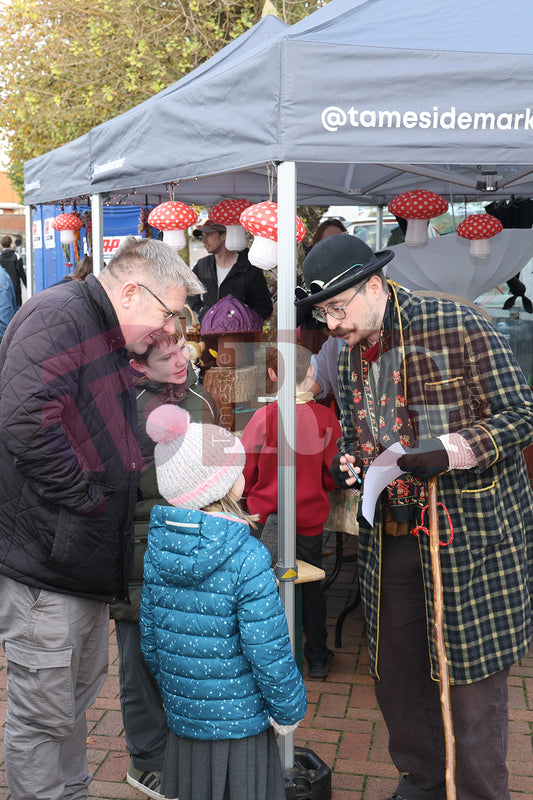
140,506,307,740
338,283,533,684
0,275,141,602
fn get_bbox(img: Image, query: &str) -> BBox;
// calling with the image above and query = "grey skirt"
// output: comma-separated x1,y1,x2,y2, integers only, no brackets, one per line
161,726,286,800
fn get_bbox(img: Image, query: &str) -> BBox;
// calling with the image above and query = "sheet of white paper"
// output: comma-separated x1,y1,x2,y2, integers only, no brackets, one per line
361,442,406,527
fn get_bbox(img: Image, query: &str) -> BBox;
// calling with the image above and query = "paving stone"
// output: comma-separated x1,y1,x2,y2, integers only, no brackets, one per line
0,533,529,800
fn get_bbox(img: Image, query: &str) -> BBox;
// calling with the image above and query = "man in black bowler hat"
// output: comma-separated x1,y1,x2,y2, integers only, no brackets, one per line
296,233,533,800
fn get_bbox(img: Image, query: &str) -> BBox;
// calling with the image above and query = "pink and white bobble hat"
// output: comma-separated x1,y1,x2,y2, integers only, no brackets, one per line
146,404,245,509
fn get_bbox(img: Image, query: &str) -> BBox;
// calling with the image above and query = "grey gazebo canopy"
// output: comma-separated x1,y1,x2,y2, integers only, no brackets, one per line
25,0,533,208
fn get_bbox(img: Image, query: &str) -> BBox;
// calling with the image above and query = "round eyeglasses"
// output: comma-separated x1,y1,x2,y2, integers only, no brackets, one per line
311,282,367,324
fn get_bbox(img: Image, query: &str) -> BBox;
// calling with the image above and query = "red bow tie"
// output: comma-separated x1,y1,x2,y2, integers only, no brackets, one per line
362,341,380,363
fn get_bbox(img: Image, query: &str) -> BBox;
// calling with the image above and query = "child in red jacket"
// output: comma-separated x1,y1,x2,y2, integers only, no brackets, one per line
242,341,341,678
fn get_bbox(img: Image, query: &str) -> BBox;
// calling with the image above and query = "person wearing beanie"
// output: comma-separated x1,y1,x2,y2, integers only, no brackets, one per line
140,404,307,800
110,331,218,800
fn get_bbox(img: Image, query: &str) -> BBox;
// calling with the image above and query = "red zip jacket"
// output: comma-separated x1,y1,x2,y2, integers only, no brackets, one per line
242,394,341,536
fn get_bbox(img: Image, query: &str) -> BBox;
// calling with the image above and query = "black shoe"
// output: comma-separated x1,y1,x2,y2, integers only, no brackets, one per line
384,795,408,800
126,766,164,800
307,649,334,679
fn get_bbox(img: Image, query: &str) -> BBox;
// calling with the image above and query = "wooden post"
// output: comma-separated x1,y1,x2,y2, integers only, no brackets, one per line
203,365,257,431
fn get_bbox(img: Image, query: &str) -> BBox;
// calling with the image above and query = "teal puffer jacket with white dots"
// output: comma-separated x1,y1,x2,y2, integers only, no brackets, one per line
140,505,307,740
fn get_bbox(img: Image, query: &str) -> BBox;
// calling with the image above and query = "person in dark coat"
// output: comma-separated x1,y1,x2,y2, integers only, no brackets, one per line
0,236,204,800
0,234,26,306
188,220,273,323
188,220,273,373
295,233,533,800
0,264,16,340
110,331,218,800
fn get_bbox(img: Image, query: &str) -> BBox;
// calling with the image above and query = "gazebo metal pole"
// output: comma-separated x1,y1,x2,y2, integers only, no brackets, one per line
376,203,384,250
24,204,34,299
276,160,298,771
90,193,104,277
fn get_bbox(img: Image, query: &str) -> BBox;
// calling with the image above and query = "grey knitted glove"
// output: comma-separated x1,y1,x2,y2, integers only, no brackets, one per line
269,717,302,736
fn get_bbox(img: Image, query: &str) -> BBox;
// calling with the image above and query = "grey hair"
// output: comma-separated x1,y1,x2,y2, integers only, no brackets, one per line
100,236,204,296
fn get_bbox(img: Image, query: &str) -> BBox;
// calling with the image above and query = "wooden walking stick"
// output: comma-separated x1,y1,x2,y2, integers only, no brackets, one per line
427,475,457,800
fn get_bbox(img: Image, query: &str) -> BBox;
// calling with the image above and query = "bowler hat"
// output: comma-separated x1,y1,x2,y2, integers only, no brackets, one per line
295,234,394,308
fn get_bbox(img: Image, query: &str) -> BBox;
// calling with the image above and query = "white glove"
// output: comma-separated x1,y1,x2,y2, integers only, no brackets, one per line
269,716,302,736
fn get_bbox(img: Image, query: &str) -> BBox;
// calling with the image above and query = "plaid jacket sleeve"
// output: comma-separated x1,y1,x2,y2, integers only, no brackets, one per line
456,309,533,468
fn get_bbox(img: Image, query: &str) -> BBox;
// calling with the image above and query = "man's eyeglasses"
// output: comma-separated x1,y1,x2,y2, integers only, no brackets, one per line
137,283,180,322
311,281,367,324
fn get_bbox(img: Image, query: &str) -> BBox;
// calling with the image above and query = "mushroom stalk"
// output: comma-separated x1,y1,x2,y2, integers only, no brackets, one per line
224,224,247,253
469,238,491,258
163,229,186,250
405,218,430,247
60,230,76,245
248,237,278,270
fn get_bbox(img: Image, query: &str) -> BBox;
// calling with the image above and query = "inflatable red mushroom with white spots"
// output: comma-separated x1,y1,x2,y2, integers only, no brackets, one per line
456,213,503,258
52,212,83,245
239,201,306,270
209,198,252,253
388,190,448,247
147,201,198,250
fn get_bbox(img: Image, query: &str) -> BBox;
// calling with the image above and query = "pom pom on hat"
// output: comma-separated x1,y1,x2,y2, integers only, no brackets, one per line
146,405,245,509
146,404,189,443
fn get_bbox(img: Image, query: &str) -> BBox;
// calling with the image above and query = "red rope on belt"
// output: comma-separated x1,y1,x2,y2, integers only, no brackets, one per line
411,502,454,546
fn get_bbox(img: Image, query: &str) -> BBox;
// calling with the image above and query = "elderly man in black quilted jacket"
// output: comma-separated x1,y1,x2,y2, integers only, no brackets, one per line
0,236,204,800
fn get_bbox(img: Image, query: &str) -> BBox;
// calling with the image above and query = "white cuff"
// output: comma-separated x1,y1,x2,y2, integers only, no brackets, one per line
438,433,478,469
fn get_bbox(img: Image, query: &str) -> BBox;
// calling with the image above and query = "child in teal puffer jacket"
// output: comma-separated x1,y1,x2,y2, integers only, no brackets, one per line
140,405,307,800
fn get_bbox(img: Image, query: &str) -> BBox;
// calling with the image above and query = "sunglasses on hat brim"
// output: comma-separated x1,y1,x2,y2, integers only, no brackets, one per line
295,263,363,300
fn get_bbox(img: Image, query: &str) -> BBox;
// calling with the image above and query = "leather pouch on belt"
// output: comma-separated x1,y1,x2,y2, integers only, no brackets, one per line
384,511,411,537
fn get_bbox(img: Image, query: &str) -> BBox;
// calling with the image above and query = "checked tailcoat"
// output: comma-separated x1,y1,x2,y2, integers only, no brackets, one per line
338,283,533,684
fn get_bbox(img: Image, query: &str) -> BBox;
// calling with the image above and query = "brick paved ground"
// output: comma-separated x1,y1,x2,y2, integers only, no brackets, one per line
0,532,531,800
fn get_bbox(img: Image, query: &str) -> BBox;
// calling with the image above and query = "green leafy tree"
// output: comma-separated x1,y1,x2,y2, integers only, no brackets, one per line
0,0,323,197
